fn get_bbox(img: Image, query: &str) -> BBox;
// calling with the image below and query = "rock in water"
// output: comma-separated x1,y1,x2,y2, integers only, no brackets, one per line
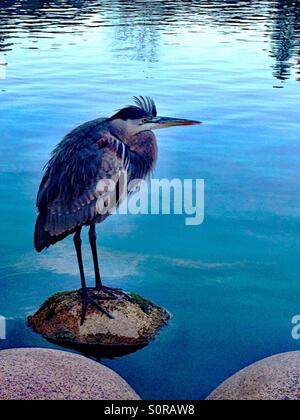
28,289,170,346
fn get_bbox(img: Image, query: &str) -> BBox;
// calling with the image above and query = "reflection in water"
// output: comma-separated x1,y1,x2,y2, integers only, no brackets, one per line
270,0,300,82
112,1,160,63
0,0,299,83
47,338,145,361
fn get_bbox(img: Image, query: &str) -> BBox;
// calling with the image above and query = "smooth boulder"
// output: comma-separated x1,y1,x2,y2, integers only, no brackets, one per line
207,351,300,400
0,348,140,400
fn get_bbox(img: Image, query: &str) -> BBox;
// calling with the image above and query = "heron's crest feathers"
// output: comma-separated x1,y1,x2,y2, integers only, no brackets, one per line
133,96,157,117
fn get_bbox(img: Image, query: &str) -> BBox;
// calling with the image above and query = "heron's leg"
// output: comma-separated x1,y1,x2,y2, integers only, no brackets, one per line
89,224,102,290
88,225,122,299
74,227,86,291
74,228,88,323
74,227,114,324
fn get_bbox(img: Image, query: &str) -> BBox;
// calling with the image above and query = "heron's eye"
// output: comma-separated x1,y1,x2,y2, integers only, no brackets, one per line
141,118,148,124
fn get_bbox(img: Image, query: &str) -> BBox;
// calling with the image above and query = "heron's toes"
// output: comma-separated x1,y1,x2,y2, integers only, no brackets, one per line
93,286,123,300
79,290,114,325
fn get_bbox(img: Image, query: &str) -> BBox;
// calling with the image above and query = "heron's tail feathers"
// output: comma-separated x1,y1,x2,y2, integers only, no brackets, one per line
34,212,53,252
34,212,74,252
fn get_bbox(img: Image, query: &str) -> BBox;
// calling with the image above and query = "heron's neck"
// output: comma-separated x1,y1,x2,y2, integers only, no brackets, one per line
109,119,138,143
108,120,158,173
126,130,158,173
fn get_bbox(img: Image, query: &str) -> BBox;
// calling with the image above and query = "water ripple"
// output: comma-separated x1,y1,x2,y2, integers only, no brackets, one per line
0,0,299,83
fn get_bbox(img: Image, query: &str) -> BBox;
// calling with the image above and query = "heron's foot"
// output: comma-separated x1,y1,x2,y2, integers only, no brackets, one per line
79,289,114,325
94,285,124,300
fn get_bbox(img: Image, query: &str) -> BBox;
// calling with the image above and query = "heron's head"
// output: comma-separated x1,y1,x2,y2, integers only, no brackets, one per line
109,96,201,139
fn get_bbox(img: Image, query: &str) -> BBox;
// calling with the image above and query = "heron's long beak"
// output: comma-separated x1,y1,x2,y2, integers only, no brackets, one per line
149,116,202,129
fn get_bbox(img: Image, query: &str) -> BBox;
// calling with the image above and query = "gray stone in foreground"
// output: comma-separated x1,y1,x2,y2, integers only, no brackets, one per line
207,351,300,401
0,348,140,400
28,289,170,347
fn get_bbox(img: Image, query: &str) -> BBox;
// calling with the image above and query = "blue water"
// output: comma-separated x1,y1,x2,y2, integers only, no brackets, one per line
0,0,300,400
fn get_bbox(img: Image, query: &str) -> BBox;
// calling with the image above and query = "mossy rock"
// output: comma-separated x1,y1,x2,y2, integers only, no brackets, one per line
28,289,170,347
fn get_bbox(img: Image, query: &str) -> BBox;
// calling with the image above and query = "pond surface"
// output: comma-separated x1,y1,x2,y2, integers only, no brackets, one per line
0,0,300,400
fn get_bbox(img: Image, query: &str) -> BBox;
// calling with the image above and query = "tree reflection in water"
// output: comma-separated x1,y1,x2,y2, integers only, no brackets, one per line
0,1,299,81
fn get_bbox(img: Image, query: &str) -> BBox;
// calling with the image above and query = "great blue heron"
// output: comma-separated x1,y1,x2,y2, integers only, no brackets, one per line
34,96,201,323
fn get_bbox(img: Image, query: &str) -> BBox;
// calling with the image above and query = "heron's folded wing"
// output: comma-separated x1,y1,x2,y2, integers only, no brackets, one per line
37,134,130,237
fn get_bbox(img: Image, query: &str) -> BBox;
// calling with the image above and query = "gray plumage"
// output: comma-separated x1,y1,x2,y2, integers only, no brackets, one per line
34,97,158,252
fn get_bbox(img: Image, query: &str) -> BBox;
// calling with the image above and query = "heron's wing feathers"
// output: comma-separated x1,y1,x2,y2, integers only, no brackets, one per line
37,134,130,237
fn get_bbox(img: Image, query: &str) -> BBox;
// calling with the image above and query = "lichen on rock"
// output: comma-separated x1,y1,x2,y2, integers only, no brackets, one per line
28,289,170,347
